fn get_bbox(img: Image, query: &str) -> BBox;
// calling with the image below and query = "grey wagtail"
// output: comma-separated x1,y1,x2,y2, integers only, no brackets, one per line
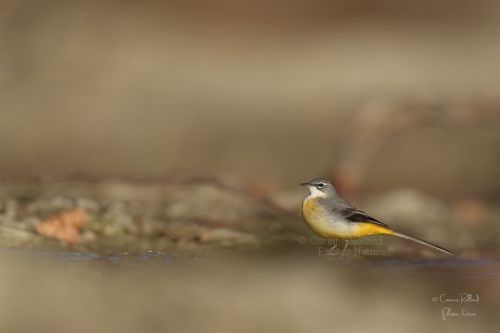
301,178,454,255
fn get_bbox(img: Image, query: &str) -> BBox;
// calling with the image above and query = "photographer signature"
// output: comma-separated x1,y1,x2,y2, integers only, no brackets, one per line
432,293,479,320
432,293,480,304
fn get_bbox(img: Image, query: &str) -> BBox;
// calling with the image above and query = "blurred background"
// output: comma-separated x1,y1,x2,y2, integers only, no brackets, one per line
0,0,499,332
1,0,499,196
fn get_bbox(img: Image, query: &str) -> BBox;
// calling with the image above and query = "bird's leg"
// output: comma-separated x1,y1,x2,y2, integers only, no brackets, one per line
341,240,349,257
328,240,339,252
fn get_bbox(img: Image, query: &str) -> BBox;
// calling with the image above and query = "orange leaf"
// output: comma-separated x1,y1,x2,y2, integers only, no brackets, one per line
35,208,88,244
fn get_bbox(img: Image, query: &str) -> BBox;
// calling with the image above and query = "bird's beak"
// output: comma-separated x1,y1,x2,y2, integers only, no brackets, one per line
300,182,311,187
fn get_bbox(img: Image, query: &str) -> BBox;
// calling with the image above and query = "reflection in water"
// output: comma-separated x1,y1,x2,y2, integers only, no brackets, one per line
3,248,499,279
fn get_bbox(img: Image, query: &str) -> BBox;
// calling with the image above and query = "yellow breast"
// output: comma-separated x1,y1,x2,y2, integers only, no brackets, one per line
302,197,317,219
302,197,341,238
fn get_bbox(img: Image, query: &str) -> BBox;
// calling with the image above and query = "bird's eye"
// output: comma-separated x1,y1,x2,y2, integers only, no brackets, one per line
317,183,325,189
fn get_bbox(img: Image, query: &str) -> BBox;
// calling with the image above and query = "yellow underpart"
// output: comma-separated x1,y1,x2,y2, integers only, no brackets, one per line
303,197,317,214
303,197,395,239
302,198,336,238
351,223,394,238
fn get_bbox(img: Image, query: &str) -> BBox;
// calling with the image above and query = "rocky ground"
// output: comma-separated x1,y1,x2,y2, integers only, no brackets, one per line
0,175,303,254
0,174,496,258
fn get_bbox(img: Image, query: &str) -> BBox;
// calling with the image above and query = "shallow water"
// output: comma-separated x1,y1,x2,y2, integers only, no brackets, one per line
0,248,498,333
372,257,500,277
3,248,499,279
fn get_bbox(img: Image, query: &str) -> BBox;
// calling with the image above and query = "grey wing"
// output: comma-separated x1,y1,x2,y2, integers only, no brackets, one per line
338,207,389,228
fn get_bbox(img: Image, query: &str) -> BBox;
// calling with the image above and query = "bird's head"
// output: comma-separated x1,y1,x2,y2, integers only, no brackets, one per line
300,178,338,198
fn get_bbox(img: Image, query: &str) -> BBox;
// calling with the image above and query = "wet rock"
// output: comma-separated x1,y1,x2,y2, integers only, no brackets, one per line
164,220,210,241
163,183,299,239
164,185,266,226
0,225,46,247
75,198,100,215
0,199,19,222
26,197,76,216
98,201,138,237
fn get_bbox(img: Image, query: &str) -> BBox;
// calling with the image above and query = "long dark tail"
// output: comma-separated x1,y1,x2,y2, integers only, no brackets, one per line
392,231,454,255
